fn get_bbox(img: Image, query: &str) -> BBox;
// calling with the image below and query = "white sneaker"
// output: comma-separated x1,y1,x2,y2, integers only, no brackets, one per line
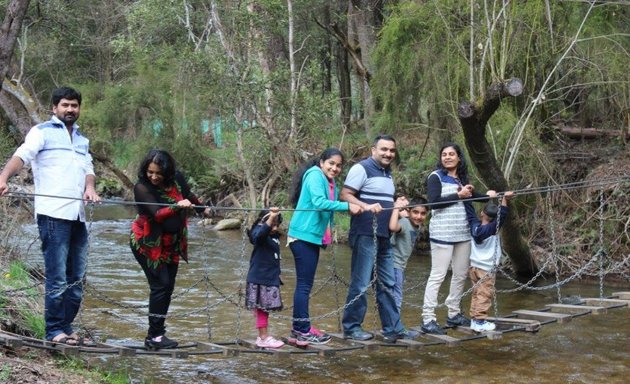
256,336,284,348
471,320,496,332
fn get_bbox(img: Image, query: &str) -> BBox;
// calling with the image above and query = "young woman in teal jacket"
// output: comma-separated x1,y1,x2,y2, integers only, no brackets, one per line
287,148,362,344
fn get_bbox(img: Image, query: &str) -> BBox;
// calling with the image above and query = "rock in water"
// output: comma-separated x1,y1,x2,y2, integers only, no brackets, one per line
197,218,214,226
213,218,242,231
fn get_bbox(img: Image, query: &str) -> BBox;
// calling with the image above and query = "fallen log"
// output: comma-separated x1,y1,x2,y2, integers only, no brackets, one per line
557,126,628,139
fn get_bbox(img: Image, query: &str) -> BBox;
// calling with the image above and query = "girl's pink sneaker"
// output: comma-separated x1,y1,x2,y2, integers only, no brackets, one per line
256,336,284,348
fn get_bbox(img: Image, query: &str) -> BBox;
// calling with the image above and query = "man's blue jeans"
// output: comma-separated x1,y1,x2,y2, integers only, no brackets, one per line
393,267,405,312
37,214,88,340
342,234,403,335
289,239,320,333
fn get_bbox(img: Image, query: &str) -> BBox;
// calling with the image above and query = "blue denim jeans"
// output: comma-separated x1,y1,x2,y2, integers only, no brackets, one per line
37,214,88,340
393,267,405,312
342,234,403,335
289,239,320,333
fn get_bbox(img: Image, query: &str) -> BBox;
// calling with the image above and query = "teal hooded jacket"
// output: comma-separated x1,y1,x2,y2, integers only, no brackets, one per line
287,165,350,245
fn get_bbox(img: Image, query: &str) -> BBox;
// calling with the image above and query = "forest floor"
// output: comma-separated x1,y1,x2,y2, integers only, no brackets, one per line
0,349,95,384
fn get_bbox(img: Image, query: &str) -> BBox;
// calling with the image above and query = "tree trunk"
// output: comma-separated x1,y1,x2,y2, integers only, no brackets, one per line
348,0,380,139
236,123,257,210
0,0,33,138
247,2,293,174
458,78,538,278
0,80,45,137
320,3,332,95
0,0,30,81
333,1,351,131
336,41,352,131
0,87,30,141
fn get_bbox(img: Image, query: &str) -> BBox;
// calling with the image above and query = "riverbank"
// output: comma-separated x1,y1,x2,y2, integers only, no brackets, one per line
0,349,105,384
0,255,127,383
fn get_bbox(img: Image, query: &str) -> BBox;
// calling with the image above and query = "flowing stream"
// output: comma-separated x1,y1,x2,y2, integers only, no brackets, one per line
17,206,629,383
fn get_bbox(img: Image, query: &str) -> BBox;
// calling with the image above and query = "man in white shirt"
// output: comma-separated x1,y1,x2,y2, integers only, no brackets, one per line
0,86,100,344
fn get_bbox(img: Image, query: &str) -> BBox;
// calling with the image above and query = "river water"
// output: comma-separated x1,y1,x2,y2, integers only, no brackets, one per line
17,207,629,383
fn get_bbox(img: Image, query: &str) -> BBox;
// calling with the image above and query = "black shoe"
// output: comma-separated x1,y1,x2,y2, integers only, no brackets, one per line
343,328,374,341
144,335,178,350
446,313,471,327
420,320,446,335
382,328,420,343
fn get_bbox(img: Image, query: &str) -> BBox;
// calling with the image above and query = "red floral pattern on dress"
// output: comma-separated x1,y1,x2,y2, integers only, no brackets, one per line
130,182,190,269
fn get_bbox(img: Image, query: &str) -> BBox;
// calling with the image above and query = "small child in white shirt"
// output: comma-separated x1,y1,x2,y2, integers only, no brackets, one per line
466,191,514,332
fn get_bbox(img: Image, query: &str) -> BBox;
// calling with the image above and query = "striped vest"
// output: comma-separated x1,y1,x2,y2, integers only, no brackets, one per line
428,170,471,244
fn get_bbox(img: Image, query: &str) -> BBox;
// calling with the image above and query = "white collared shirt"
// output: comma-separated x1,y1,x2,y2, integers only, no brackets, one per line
13,115,95,222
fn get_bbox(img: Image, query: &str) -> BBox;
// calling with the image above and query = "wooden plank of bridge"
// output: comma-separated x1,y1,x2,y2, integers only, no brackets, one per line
453,326,503,340
40,340,79,356
373,334,425,350
303,342,336,357
95,342,137,356
329,333,379,351
393,338,426,350
421,333,461,346
512,309,572,324
0,332,23,348
545,303,607,315
612,291,630,300
581,298,629,308
196,341,240,357
43,341,80,356
408,327,460,346
478,317,542,332
172,350,190,358
237,339,258,350
281,337,337,356
145,349,188,358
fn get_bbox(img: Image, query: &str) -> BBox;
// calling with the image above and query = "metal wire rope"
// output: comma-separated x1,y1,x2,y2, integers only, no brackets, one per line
3,174,628,213
2,178,628,334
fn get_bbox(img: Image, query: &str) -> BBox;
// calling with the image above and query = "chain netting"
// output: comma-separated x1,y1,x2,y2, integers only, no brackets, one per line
1,180,629,341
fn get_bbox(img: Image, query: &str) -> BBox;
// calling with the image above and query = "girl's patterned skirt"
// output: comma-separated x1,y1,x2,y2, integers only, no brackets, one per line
245,283,283,311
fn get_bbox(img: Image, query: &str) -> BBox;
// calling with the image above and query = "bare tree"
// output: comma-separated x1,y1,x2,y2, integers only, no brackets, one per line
0,0,30,81
502,1,597,180
0,0,34,134
458,78,539,277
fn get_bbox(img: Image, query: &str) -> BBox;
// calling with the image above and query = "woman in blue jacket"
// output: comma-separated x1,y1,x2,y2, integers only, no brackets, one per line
287,148,362,344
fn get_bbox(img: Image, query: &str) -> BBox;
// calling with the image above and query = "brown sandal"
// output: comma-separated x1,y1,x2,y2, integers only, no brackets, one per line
68,333,97,347
51,334,78,346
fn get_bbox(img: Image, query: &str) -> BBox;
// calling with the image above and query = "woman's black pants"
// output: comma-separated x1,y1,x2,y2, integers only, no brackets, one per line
132,248,179,338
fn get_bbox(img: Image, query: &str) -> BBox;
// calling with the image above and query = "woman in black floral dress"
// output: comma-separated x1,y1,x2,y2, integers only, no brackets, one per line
130,149,210,350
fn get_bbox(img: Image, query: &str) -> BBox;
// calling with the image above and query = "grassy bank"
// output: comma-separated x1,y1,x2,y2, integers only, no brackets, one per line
0,252,133,383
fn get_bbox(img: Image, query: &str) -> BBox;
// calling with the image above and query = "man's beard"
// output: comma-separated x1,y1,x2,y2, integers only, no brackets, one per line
59,114,78,124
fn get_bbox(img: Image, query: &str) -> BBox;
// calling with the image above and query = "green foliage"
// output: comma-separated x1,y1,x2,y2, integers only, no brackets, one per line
373,1,470,137
22,311,45,339
395,145,436,199
0,261,45,338
57,356,134,384
0,129,16,159
371,0,629,197
2,0,627,217
0,364,9,382
8,261,29,280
